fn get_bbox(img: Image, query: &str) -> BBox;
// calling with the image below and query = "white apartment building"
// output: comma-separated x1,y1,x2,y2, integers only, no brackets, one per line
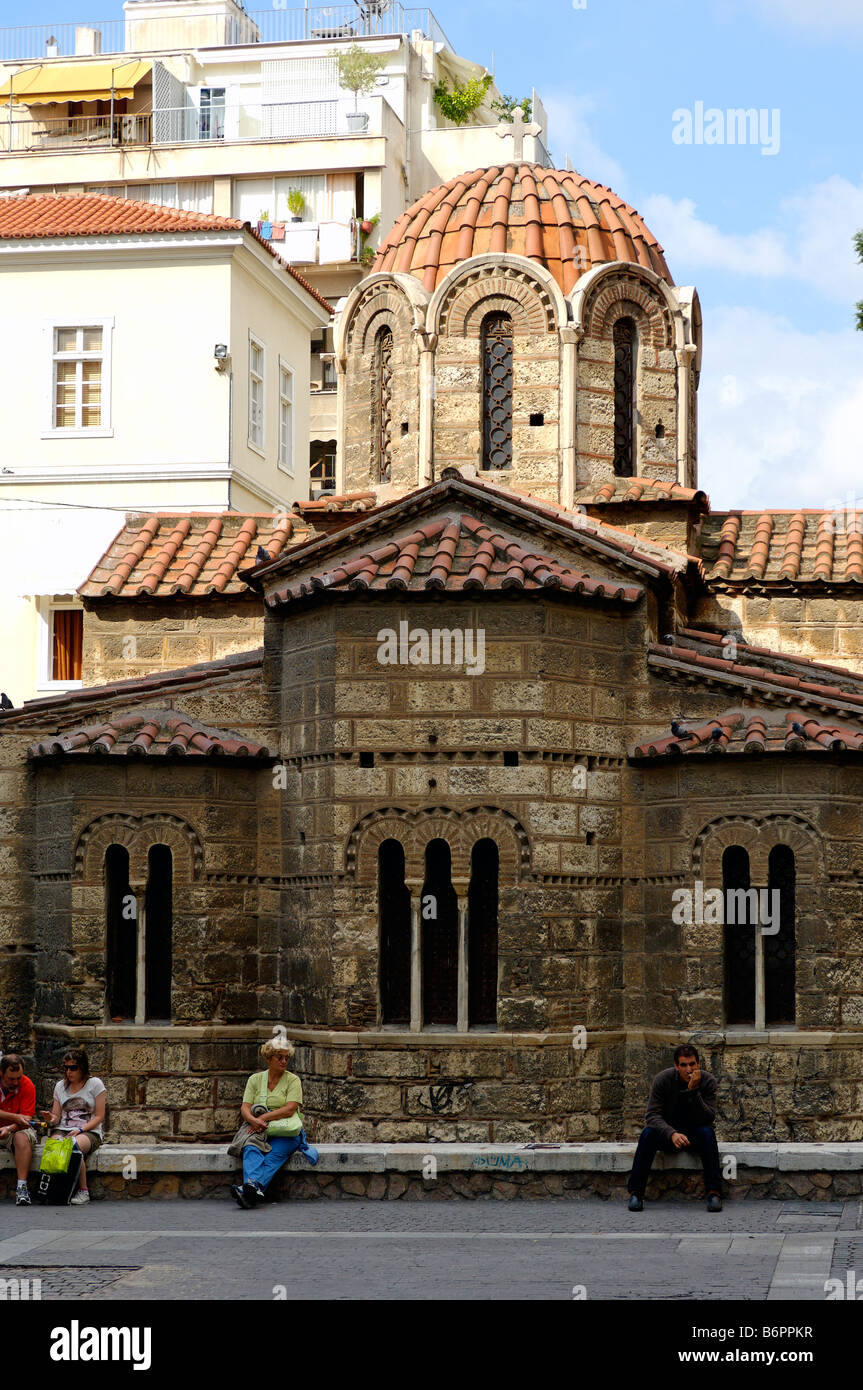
0,0,550,491
0,191,330,706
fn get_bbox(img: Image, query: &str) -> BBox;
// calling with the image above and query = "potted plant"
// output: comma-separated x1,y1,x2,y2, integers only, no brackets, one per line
259,208,272,239
357,210,379,265
332,44,386,133
287,188,305,222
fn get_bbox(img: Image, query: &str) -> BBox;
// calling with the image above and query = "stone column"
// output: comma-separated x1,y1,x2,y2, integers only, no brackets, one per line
334,354,348,494
415,330,436,486
560,325,581,508
457,896,468,1033
675,343,697,485
410,897,421,1032
131,882,146,1026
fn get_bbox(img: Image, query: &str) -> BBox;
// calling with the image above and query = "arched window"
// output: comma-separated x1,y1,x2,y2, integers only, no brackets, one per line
145,844,173,1021
766,845,795,1025
468,838,498,1026
613,316,636,477
421,838,459,1025
379,838,411,1025
105,844,134,1020
723,844,755,1024
482,312,513,470
375,326,393,483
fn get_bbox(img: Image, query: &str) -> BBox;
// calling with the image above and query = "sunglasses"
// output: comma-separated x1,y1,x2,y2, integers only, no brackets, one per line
63,1064,80,1072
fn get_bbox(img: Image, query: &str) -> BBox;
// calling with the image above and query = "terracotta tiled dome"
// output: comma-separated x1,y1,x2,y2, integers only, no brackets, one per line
373,163,672,295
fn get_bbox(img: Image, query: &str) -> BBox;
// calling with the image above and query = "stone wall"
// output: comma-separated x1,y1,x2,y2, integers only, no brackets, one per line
694,587,863,677
81,598,263,687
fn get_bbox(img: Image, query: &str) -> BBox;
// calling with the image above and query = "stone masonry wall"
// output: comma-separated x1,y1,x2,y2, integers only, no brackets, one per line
81,599,263,688
694,587,863,678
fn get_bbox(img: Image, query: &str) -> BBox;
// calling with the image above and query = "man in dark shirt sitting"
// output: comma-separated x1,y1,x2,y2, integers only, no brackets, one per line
627,1044,722,1212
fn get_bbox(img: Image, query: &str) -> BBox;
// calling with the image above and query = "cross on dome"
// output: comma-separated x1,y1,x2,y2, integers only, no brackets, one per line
495,106,542,161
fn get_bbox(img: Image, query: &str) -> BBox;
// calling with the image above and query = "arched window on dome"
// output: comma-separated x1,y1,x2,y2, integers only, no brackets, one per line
613,316,637,477
375,326,393,484
482,312,513,470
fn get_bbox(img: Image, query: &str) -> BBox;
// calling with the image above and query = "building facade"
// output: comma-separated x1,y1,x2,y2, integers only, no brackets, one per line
2,156,862,1149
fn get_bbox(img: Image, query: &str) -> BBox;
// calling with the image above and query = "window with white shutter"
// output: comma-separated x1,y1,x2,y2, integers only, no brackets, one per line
249,336,265,453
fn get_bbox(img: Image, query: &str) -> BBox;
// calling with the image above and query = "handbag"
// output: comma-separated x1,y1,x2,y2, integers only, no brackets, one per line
39,1135,74,1173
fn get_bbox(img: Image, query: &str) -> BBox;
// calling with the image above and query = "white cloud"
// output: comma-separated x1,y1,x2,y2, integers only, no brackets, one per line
746,0,863,38
642,175,863,304
540,91,627,190
697,307,863,509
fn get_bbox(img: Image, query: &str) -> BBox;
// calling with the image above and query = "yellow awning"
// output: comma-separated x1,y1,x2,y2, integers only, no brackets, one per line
0,60,152,106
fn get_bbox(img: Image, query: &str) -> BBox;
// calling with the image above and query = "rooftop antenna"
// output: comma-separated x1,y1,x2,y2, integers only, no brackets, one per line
356,0,394,34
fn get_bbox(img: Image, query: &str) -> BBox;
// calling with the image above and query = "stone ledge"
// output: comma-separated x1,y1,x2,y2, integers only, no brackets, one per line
5,1141,863,1175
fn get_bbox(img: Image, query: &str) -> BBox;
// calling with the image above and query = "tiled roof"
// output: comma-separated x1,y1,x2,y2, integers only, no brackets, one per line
632,710,863,759
291,491,378,516
0,650,263,726
28,709,272,760
0,194,333,313
265,513,644,608
649,630,863,713
373,164,671,294
80,512,313,599
574,476,708,508
701,510,863,585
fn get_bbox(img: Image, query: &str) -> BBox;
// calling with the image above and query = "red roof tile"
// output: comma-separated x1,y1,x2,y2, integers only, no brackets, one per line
374,164,672,294
0,193,333,313
0,650,263,726
28,708,272,760
574,476,709,508
702,510,863,584
649,631,863,714
291,491,378,515
80,512,314,599
265,512,644,608
631,710,863,759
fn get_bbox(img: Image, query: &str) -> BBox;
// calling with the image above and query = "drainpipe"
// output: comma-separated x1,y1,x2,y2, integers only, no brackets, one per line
227,367,234,510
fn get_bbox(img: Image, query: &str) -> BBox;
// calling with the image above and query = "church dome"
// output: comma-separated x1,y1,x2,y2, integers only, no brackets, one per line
373,163,672,295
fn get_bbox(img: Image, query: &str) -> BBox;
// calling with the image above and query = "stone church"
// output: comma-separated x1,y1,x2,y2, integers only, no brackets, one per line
3,156,863,1147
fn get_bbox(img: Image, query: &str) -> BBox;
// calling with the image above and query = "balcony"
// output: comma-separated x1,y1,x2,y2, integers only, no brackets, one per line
0,6,451,62
0,96,389,154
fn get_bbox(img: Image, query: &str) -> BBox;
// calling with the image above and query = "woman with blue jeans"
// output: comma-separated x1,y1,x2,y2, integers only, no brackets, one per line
232,1038,318,1209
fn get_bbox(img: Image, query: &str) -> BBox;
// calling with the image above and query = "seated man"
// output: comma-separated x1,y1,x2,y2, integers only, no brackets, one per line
0,1053,38,1206
627,1044,723,1213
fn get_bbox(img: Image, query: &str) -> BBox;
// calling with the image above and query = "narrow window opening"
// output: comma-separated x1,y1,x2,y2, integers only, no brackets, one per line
723,845,754,1025
529,412,544,427
468,838,499,1026
145,844,173,1022
422,839,458,1025
482,312,513,470
613,316,636,477
376,326,393,483
400,421,409,436
655,420,665,439
585,832,596,846
379,838,411,1025
105,844,134,1021
503,751,519,766
359,751,375,767
766,845,795,1025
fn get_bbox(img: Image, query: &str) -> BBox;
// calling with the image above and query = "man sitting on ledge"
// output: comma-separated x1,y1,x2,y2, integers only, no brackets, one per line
627,1044,723,1213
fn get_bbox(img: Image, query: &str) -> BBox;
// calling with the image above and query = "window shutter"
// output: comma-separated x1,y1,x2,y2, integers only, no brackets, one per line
262,57,338,137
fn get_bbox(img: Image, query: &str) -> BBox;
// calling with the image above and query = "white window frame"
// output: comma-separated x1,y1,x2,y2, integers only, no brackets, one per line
42,317,114,439
278,358,295,476
248,333,266,457
36,597,84,695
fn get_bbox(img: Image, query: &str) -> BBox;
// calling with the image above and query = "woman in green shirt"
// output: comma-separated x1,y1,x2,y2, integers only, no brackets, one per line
231,1037,319,1209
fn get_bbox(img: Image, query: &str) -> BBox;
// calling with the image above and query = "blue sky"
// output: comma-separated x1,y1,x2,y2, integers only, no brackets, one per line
4,0,863,509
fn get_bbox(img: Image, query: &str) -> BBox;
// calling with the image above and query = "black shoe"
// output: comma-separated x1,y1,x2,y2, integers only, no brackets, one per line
707,1193,723,1213
231,1183,253,1210
628,1194,643,1212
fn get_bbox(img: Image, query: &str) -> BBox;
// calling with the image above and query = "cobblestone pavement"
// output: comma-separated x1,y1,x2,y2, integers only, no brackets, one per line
2,1196,862,1300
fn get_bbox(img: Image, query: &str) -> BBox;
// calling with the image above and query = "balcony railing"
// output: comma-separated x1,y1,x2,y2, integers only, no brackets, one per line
0,6,451,62
0,112,152,152
0,98,385,153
